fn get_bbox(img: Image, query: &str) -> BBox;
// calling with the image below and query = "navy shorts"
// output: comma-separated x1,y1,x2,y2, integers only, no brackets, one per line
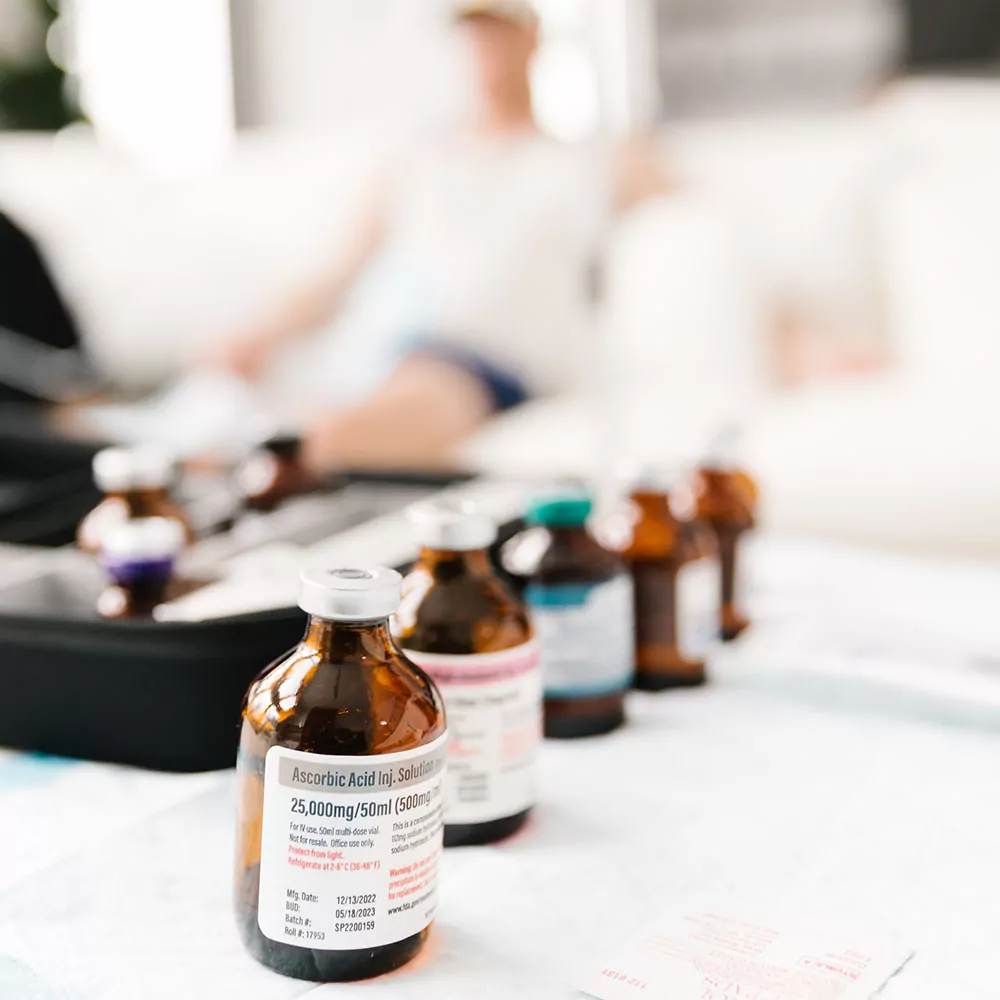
409,341,531,414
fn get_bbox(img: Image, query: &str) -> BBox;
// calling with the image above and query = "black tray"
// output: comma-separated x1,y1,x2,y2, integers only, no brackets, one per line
0,468,487,772
0,605,305,771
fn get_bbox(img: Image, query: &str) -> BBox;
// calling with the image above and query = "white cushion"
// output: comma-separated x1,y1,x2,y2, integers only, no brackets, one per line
879,160,1000,386
745,377,1000,557
0,133,381,388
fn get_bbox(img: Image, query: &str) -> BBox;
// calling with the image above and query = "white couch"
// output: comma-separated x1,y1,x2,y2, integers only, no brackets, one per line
469,84,1000,558
2,80,998,556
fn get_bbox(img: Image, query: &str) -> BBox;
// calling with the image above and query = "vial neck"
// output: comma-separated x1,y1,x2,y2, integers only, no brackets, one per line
105,560,175,616
546,523,588,543
303,616,397,661
416,547,494,583
632,491,675,522
108,487,171,515
700,468,730,486
266,441,302,463
121,575,173,616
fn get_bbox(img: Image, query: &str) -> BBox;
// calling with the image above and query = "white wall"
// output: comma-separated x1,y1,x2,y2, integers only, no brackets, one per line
231,0,633,143
231,0,463,138
70,0,235,173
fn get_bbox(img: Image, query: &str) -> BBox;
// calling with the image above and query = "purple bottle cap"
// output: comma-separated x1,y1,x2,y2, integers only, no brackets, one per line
99,517,185,583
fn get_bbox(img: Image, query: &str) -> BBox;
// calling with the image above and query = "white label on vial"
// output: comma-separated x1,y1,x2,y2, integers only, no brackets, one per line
257,733,447,951
404,641,541,825
526,575,635,698
677,556,721,659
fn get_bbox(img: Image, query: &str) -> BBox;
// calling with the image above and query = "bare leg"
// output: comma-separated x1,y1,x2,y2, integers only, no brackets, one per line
772,306,889,386
301,355,495,472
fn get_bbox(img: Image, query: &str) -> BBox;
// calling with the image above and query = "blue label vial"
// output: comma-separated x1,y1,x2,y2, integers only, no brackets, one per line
503,492,633,738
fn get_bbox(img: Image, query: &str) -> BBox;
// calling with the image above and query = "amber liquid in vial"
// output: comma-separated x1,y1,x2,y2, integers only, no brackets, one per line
398,509,536,846
234,568,446,982
623,490,707,689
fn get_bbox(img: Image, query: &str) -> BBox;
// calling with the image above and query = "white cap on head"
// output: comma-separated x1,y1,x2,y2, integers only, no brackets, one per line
299,567,402,621
100,517,186,561
93,446,175,492
454,0,538,25
407,500,497,552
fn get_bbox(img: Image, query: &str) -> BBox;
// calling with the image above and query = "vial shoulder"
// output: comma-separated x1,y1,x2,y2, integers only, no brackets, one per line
502,525,623,584
397,576,531,655
241,643,446,755
535,541,624,585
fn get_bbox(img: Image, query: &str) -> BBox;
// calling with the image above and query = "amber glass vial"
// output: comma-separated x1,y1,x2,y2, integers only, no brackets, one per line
78,446,192,555
693,465,757,641
234,567,447,982
503,493,633,739
237,434,322,513
397,501,540,847
96,517,185,620
622,487,707,689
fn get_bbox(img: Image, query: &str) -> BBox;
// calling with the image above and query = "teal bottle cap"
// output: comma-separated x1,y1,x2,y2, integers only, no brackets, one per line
525,494,592,527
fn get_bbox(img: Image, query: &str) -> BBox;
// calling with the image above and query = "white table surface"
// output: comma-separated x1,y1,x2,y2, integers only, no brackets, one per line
2,539,1000,1000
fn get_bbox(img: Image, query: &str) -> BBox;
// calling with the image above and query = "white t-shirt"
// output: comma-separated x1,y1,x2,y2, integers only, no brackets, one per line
387,131,607,396
262,130,608,416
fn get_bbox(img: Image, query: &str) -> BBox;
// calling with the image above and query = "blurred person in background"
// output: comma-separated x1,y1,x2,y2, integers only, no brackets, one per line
206,0,669,471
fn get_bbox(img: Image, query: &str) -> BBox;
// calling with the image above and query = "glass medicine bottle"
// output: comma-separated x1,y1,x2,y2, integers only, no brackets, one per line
78,446,192,555
620,473,708,690
96,517,185,620
236,434,322,513
397,501,539,847
693,452,758,642
503,492,633,739
234,567,447,982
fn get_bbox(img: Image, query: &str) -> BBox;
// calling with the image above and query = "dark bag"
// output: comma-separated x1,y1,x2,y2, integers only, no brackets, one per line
0,210,83,403
903,0,1000,70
